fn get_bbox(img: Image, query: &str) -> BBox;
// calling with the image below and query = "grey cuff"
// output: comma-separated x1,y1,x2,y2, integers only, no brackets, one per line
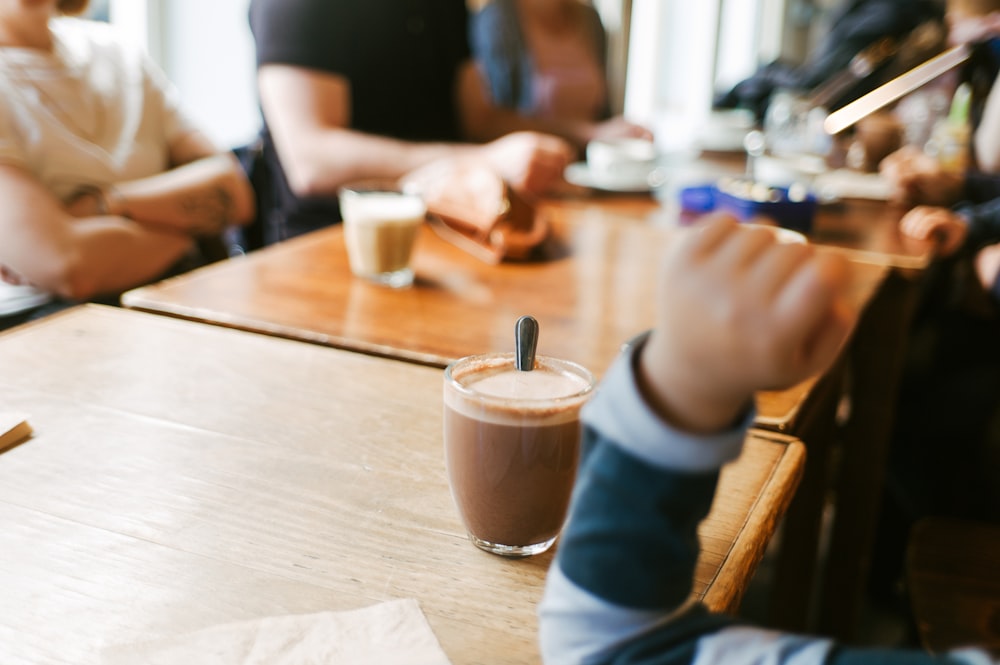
581,333,752,473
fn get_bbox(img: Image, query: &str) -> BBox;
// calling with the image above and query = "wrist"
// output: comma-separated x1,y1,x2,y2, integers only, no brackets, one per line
101,184,127,217
636,333,752,434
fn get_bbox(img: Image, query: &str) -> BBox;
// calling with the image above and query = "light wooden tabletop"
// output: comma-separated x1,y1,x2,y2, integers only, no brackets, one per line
0,305,804,665
122,197,895,431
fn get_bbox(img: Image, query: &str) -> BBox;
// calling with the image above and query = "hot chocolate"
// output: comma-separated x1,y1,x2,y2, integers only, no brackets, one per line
443,353,594,556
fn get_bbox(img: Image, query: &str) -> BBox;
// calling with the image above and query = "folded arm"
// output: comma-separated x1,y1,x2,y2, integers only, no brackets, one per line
0,164,192,301
68,130,255,237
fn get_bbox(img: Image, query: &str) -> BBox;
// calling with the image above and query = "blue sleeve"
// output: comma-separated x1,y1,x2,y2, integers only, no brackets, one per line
955,196,1000,250
963,171,1000,205
470,0,519,109
538,337,997,665
470,0,535,112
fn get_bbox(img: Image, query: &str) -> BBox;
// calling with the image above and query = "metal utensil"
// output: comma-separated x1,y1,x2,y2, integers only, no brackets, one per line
515,315,538,371
823,44,971,136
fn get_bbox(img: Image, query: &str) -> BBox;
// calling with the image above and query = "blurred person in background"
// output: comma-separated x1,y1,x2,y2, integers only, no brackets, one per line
470,0,650,137
869,0,1000,614
0,0,255,329
247,0,650,244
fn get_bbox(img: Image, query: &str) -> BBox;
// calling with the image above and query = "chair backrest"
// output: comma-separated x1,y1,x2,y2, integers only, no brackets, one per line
906,516,1000,656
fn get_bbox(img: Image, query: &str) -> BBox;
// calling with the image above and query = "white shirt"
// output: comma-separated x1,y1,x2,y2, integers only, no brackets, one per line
0,17,200,202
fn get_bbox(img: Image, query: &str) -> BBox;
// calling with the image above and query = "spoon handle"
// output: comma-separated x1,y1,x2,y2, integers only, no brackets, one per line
515,315,539,371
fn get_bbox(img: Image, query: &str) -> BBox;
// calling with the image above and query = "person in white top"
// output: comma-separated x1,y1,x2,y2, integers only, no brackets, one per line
0,0,255,318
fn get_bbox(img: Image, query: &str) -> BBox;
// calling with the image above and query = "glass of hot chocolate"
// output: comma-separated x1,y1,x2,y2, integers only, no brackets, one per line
339,180,426,288
443,352,595,557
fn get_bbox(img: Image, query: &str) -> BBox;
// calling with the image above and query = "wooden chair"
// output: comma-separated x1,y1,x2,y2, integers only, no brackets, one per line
905,516,1000,656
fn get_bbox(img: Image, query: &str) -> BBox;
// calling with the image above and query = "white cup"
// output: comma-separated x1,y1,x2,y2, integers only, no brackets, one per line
586,138,657,182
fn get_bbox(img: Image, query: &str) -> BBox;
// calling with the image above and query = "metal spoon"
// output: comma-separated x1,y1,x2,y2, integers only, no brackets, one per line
515,315,538,371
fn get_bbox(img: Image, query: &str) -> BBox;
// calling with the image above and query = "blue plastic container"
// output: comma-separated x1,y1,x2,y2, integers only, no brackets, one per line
714,182,816,234
678,181,816,234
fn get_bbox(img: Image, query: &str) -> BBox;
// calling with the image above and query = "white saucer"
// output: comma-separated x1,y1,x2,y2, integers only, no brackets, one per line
0,282,52,316
564,162,665,193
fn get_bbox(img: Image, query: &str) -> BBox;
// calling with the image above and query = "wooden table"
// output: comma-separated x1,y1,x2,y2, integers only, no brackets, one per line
122,198,893,428
0,305,804,664
122,192,935,639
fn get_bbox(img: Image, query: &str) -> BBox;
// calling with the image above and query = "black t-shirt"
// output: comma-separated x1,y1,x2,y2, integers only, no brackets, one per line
249,0,470,142
247,0,472,242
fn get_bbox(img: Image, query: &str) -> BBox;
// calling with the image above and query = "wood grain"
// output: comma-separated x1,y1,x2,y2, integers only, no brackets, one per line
122,197,894,431
0,306,804,665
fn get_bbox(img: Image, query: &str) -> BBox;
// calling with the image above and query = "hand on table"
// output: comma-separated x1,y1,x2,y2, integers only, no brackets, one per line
479,131,575,196
638,214,856,433
899,206,969,256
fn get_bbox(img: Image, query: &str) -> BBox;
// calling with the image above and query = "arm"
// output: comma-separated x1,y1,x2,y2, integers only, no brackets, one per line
540,217,992,664
0,165,192,301
68,131,255,237
257,64,575,196
257,65,474,196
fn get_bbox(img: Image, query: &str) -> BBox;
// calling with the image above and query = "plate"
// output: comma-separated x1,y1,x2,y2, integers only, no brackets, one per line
564,162,665,193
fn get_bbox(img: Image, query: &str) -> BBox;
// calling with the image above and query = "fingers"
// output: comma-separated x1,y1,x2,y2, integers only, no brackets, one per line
709,224,781,276
676,213,740,262
490,132,574,195
899,206,968,255
899,206,942,240
747,241,814,299
773,251,852,362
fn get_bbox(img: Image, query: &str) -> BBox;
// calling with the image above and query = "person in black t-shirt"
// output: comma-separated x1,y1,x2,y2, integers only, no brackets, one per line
247,0,649,242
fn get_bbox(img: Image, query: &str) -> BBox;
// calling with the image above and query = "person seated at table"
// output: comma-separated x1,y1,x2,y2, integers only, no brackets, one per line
898,176,1000,291
538,215,997,665
0,0,256,328
246,0,651,245
470,0,645,136
879,0,1000,193
714,0,944,121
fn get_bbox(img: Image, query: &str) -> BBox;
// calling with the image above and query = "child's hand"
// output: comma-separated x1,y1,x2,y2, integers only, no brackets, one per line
638,214,856,433
975,243,1000,293
899,206,968,256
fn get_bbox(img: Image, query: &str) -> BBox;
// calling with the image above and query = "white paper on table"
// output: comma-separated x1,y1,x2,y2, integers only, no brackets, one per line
0,281,52,316
102,598,453,665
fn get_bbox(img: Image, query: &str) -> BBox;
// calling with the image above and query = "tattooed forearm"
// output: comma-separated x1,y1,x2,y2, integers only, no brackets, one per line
180,187,234,236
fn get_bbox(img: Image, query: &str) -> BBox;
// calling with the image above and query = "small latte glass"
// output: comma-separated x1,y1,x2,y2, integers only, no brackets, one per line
339,180,426,288
443,352,595,557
